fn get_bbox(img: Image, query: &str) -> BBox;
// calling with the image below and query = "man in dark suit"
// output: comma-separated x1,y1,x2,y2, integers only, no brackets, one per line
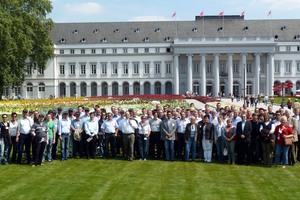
236,113,252,164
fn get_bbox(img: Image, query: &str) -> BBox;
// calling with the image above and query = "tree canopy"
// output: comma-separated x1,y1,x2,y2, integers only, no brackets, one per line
0,0,54,97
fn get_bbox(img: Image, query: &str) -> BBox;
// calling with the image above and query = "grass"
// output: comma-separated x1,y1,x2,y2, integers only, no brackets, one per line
1,158,300,200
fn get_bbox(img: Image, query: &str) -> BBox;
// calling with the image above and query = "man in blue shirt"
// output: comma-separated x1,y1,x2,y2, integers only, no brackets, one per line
58,112,71,161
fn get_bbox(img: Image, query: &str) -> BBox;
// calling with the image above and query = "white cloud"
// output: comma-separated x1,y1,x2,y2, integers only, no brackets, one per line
128,16,170,22
251,0,300,10
64,2,104,15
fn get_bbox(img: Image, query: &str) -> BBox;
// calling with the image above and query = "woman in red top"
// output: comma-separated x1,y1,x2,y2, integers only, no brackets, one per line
274,116,293,168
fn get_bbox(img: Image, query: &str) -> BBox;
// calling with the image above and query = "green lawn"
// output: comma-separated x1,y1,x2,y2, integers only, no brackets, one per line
0,159,299,200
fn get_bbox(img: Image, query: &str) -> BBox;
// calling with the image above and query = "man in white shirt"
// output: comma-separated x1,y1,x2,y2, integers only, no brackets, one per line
84,112,99,159
101,112,118,158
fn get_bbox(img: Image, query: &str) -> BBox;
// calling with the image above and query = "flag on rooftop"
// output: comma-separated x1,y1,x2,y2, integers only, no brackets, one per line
172,12,176,18
219,11,224,17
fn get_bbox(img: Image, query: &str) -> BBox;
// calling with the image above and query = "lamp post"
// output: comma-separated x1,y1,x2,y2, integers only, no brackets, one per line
243,64,246,106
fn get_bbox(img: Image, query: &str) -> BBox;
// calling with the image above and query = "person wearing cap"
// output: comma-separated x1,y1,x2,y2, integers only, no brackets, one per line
16,109,34,164
57,111,72,161
71,112,83,158
31,114,48,167
43,114,56,162
101,112,118,158
84,112,99,159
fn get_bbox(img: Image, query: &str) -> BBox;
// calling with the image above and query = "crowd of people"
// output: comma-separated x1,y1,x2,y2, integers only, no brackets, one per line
0,101,299,168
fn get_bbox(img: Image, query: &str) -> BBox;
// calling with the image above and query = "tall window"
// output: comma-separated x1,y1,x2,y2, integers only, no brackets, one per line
285,62,292,73
133,63,139,74
102,49,106,54
27,64,33,75
144,63,150,74
246,63,252,73
246,81,252,95
113,48,117,53
155,48,160,53
155,63,161,74
206,63,212,74
101,63,107,74
112,63,118,74
59,64,65,75
38,67,44,75
220,63,225,73
80,64,86,75
91,64,96,75
233,63,239,74
123,63,128,74
286,46,291,52
38,83,45,92
144,48,149,53
27,83,33,92
70,64,75,75
297,62,300,73
91,49,96,54
123,48,128,53
274,61,280,73
193,63,199,73
166,63,172,74
70,49,75,54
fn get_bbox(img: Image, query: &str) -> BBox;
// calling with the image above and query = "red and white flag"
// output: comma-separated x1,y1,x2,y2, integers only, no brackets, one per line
200,11,204,17
240,11,245,17
219,11,224,17
267,10,272,16
172,12,176,18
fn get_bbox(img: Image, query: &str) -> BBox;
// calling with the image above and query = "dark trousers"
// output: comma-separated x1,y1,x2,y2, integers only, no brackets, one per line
96,135,105,157
73,139,83,158
297,140,300,162
52,133,59,160
116,131,123,155
236,139,250,164
17,134,32,164
105,133,116,158
149,131,161,159
249,139,262,163
8,136,18,163
33,138,46,165
177,133,185,160
84,136,96,159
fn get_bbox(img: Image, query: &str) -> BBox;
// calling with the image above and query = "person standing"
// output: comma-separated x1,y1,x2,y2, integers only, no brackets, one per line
161,111,177,161
222,119,237,164
43,114,56,162
184,116,200,161
274,116,293,168
137,116,151,161
214,116,225,163
236,114,252,164
149,112,162,159
199,115,214,163
285,110,298,166
8,112,18,163
0,114,11,164
176,111,190,161
101,112,118,158
71,112,83,158
119,111,138,161
84,112,99,159
16,109,33,164
58,111,72,161
31,114,48,167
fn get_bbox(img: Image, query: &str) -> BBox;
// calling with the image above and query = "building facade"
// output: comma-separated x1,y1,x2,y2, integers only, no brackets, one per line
3,16,300,99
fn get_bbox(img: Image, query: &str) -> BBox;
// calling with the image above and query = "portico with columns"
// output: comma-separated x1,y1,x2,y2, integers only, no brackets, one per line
172,37,276,97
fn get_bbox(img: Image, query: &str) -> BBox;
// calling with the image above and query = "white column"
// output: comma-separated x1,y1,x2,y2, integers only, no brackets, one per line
200,54,206,96
241,53,247,98
86,84,91,97
268,53,275,96
187,54,193,92
140,82,144,95
255,53,261,96
98,84,101,96
227,54,234,96
173,54,180,94
213,54,220,97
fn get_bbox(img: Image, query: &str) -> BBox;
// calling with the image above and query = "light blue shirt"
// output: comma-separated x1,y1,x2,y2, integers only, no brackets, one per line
58,118,71,135
101,119,119,133
84,119,99,136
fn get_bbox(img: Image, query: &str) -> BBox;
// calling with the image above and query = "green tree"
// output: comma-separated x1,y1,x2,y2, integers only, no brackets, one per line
0,0,54,99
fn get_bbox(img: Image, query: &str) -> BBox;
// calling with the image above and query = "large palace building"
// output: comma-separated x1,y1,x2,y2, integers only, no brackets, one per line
4,15,300,99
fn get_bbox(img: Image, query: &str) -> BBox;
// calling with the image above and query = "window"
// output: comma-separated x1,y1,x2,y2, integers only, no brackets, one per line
113,48,117,53
155,48,160,53
101,63,107,74
155,63,161,74
246,63,252,73
123,48,128,53
70,64,75,75
91,64,96,75
14,86,21,96
59,64,65,75
70,49,75,54
133,63,139,74
81,49,85,54
220,63,226,73
102,49,106,54
112,63,118,74
297,62,300,73
206,62,212,74
27,64,33,75
3,87,9,97
144,63,150,74
274,61,280,73
27,83,33,92
80,64,86,75
60,50,64,54
285,62,292,73
123,63,128,74
286,46,291,52
298,46,300,51
144,48,149,53
166,63,172,74
91,49,96,54
233,63,239,74
275,46,280,52
134,48,138,53
38,83,45,92
38,67,44,75
246,81,252,95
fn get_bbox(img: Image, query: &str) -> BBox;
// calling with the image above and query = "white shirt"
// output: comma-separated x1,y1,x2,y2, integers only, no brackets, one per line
101,119,119,133
17,117,33,135
120,118,138,134
9,121,18,136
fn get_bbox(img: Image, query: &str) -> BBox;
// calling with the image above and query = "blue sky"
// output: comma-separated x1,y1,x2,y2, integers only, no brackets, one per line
50,0,300,22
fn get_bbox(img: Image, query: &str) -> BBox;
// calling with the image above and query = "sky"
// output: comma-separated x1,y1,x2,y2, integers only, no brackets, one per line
49,0,300,23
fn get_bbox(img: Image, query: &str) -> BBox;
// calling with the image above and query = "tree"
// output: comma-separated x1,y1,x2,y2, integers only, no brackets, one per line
0,0,54,99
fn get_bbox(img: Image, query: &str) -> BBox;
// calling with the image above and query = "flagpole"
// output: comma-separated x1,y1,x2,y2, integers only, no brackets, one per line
222,15,225,37
202,16,204,38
